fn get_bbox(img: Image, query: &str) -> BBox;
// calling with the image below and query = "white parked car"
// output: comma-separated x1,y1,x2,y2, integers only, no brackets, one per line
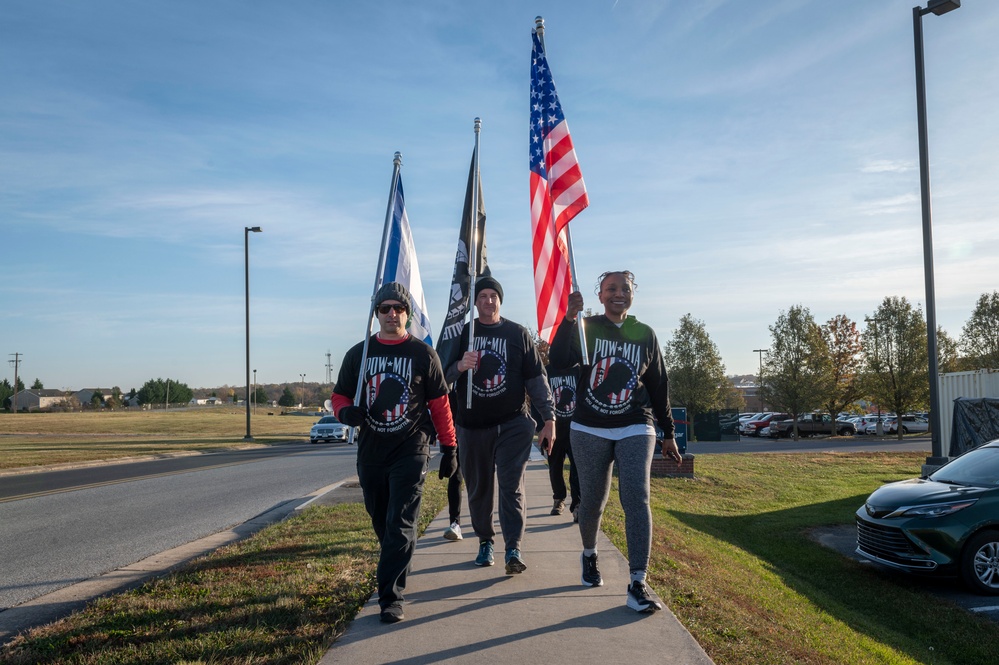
310,415,349,444
887,415,930,435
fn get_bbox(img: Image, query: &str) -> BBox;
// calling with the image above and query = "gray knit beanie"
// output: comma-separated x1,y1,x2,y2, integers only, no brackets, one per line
374,281,412,313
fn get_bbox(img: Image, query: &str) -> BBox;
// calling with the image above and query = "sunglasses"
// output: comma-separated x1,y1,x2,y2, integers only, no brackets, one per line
377,303,407,315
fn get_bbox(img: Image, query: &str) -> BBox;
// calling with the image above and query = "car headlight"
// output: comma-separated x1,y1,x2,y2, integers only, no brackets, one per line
887,499,978,519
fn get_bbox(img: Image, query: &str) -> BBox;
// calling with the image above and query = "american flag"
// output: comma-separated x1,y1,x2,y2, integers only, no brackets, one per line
530,25,588,344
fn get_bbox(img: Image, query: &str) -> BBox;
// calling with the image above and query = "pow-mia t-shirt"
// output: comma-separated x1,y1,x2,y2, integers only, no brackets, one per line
447,319,547,429
547,366,578,421
550,315,674,437
334,335,450,464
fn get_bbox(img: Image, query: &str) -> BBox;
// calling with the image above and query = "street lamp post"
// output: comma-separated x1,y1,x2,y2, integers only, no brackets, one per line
300,373,306,408
244,226,262,440
253,369,257,415
753,349,768,411
913,0,960,464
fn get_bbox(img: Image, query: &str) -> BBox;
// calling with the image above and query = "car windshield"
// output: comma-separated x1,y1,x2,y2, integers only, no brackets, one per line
317,416,341,424
929,446,999,487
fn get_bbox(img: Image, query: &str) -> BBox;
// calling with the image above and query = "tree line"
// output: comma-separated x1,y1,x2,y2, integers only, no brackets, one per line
662,290,999,441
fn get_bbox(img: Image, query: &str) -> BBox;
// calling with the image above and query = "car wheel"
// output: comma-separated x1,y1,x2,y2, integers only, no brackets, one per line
961,530,999,595
901,426,909,434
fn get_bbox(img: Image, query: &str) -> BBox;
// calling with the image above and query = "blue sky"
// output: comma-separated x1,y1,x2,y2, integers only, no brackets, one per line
2,1,997,393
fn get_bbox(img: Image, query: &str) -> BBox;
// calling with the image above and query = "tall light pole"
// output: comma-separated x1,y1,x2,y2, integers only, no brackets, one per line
253,368,257,415
914,0,960,464
244,226,262,440
299,373,306,408
753,349,768,411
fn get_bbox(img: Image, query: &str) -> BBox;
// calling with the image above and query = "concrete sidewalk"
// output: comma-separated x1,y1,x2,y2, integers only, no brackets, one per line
319,451,713,664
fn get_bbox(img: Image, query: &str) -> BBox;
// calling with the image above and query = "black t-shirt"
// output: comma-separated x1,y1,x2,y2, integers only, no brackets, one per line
547,365,579,423
445,318,548,429
333,335,449,464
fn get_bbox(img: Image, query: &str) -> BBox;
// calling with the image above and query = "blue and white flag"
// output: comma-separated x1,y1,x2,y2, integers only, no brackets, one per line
382,176,433,345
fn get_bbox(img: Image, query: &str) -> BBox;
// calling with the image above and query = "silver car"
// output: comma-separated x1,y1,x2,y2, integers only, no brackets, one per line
310,415,349,444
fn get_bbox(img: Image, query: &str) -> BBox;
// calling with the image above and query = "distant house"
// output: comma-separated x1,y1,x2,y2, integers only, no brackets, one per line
73,388,115,405
190,396,222,406
12,389,69,411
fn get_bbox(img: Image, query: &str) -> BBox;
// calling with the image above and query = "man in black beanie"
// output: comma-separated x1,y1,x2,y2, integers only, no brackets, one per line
443,275,555,575
330,281,459,624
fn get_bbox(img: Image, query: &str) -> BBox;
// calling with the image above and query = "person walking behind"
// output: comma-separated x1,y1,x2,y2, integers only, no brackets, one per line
545,365,581,521
331,282,459,624
442,442,464,540
444,275,555,575
549,270,682,613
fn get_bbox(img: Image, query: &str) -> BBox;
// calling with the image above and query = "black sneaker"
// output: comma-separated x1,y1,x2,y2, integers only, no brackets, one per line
626,580,662,613
379,602,405,623
551,498,565,515
580,552,603,587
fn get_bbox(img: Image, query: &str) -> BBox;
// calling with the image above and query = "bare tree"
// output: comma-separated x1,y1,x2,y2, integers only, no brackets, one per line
861,296,928,440
759,305,830,440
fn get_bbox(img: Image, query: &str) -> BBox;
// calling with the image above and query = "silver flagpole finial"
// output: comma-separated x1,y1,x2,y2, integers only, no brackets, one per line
394,151,402,167
535,16,545,37
474,117,481,133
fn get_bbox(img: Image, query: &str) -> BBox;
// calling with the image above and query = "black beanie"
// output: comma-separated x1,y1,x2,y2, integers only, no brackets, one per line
374,281,412,313
474,275,503,303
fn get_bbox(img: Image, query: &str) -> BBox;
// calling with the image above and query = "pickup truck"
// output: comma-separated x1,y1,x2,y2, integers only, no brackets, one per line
768,413,857,438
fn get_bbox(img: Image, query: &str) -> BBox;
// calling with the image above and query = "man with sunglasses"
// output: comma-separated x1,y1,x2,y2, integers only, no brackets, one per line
444,275,555,574
330,281,459,624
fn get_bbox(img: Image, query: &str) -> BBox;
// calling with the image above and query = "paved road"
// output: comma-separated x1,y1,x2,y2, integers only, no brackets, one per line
0,442,357,611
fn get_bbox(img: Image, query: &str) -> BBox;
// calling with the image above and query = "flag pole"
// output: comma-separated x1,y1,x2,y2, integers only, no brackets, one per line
465,118,481,409
349,152,402,441
535,16,588,362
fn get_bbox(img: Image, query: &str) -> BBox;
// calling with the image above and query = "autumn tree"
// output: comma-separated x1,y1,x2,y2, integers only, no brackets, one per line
936,326,965,374
663,314,728,441
960,290,999,369
861,296,929,440
819,314,863,434
759,305,831,440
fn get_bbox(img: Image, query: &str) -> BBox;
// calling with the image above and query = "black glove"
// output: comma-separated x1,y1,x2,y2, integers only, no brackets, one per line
438,445,459,479
338,405,366,427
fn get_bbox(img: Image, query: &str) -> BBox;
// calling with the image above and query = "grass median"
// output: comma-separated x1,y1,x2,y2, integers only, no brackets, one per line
5,447,999,663
0,409,313,470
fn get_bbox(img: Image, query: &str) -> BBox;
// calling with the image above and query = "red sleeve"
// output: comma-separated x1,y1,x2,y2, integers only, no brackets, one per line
428,394,457,448
330,393,353,421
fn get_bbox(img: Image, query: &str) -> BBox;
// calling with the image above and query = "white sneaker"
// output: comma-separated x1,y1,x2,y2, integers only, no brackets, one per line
443,521,463,541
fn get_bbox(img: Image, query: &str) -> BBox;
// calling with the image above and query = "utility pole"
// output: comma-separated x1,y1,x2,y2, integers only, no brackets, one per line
300,373,306,408
325,350,333,384
8,353,22,413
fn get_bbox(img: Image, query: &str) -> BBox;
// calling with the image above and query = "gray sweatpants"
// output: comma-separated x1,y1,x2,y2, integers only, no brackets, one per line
571,429,656,574
457,414,535,552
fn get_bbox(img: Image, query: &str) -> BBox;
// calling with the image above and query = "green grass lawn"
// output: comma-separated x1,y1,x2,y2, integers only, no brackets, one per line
0,409,313,470
602,452,999,664
4,440,998,664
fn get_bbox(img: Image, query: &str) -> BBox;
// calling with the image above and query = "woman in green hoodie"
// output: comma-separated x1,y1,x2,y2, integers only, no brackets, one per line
549,270,682,613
